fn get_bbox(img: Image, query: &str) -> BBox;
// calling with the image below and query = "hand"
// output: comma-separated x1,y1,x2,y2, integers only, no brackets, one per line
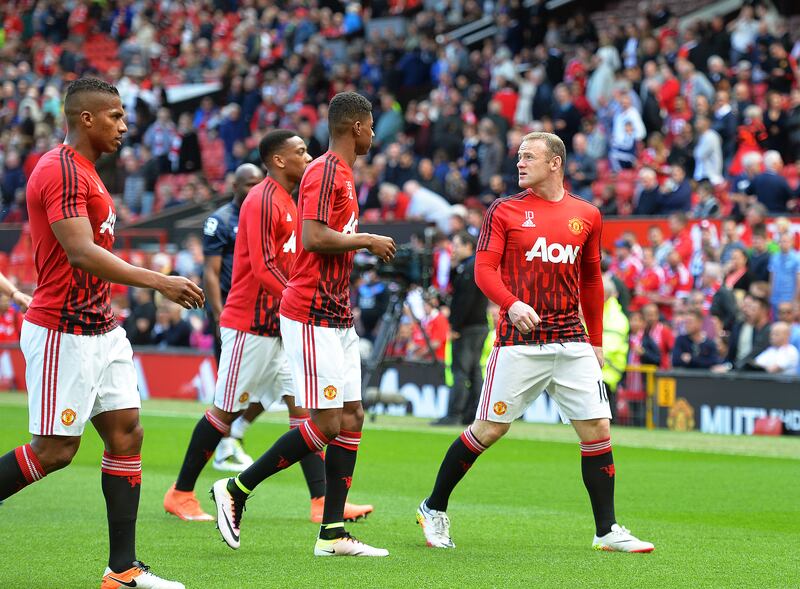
11,290,32,312
593,345,604,368
158,275,205,309
451,331,460,340
367,234,396,262
507,301,540,334
681,352,692,364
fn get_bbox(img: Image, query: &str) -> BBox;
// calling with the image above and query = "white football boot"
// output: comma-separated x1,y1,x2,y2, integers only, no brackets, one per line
416,499,455,548
314,533,389,557
592,523,654,553
101,561,185,589
210,478,247,549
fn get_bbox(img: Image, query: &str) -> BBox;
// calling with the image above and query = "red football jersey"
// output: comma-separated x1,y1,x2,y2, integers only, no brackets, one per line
280,151,359,328
220,177,297,336
477,190,602,346
25,145,117,335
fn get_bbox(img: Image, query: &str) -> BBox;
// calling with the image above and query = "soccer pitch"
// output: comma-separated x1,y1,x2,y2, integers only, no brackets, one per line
0,394,798,589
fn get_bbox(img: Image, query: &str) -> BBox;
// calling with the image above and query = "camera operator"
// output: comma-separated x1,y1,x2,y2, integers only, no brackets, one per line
433,231,488,426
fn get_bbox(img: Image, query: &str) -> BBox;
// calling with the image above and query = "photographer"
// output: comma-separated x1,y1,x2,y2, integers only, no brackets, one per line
434,231,488,426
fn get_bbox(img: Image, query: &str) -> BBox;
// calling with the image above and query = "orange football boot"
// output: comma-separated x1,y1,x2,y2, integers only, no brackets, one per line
101,561,184,588
310,496,374,523
163,483,214,521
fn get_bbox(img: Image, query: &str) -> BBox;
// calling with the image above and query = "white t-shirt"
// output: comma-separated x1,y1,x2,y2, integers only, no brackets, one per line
754,344,800,375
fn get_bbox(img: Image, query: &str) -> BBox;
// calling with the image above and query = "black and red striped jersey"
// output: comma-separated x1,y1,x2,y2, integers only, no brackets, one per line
280,151,359,328
24,145,117,335
477,189,603,346
220,176,297,337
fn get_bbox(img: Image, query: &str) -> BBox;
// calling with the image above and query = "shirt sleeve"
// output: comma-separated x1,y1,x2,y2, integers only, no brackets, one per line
476,199,507,255
245,191,288,299
475,250,518,311
42,160,88,224
301,160,339,224
580,207,604,347
202,215,228,257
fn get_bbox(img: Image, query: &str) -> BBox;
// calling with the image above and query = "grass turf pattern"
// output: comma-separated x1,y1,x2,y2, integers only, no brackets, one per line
0,394,798,589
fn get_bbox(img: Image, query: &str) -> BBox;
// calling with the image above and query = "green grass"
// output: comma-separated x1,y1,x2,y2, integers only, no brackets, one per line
1,393,799,589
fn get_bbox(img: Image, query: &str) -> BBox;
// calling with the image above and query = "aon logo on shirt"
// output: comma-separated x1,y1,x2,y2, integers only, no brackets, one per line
524,236,580,264
99,207,116,236
283,231,296,253
342,212,358,235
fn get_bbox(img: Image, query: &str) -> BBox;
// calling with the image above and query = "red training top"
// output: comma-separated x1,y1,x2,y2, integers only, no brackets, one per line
25,145,117,335
280,151,359,328
220,176,297,336
475,189,604,347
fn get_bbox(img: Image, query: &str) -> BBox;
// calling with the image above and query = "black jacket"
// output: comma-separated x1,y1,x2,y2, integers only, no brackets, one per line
449,255,488,332
727,321,771,370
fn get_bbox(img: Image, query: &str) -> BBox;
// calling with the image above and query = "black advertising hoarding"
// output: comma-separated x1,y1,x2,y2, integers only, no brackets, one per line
654,369,800,435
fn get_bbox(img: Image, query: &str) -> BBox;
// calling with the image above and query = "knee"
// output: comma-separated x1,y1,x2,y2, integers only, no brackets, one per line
470,420,509,447
106,422,144,456
343,404,364,431
317,421,341,442
209,406,238,425
31,437,80,473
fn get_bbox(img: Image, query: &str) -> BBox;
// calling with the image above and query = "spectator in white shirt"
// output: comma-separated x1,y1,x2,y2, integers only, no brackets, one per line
754,322,800,375
693,117,724,185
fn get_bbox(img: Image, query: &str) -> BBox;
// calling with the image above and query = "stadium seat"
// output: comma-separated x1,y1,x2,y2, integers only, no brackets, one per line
752,416,783,436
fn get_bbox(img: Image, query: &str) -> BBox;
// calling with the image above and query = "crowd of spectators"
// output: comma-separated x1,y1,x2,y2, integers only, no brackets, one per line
0,1,799,395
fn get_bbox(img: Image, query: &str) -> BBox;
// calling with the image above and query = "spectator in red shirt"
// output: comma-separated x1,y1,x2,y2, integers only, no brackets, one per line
377,182,410,221
668,212,694,264
642,303,676,369
410,293,449,362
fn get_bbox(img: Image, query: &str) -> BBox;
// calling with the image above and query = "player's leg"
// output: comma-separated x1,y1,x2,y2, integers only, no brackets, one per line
553,342,654,553
211,321,332,549
0,322,87,498
291,388,374,523
166,329,249,520
94,327,185,588
166,405,241,521
213,331,263,471
286,395,328,522
0,434,79,499
313,327,387,557
94,409,184,589
419,345,550,548
216,402,264,469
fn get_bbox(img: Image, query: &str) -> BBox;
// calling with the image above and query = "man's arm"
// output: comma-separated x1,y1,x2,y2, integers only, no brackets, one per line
0,271,31,311
203,255,223,320
302,219,395,261
51,217,204,309
580,211,604,348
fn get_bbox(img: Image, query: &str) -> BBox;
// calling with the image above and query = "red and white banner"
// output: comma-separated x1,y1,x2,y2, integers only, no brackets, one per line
0,345,218,402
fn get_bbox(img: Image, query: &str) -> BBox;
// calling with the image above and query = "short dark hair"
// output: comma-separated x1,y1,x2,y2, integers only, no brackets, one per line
453,230,477,250
64,78,119,116
751,222,768,238
258,129,299,166
687,308,704,321
328,92,372,136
